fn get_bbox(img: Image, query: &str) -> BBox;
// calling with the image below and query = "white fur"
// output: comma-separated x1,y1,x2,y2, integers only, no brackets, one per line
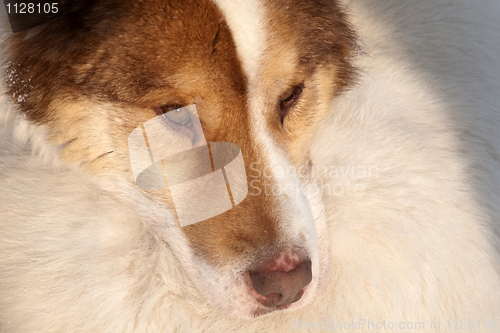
205,0,327,317
1,0,500,332
213,0,266,82
216,0,329,310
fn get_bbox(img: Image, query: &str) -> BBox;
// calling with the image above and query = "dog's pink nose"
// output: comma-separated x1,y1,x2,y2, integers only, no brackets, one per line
249,251,312,307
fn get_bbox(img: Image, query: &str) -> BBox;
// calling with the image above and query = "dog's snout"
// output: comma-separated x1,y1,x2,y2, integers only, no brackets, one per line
248,251,312,308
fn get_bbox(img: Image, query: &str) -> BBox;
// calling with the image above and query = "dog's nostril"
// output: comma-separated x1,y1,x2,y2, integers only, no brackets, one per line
249,259,312,308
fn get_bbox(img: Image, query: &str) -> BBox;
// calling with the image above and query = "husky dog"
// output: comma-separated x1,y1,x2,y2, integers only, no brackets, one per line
1,0,499,331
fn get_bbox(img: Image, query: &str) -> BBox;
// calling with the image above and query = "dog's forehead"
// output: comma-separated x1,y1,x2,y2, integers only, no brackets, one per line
6,0,355,118
100,0,340,89
215,0,356,81
5,0,250,120
83,0,249,105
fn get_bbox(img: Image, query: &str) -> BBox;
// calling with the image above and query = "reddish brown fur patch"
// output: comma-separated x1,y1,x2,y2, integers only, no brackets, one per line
263,0,357,86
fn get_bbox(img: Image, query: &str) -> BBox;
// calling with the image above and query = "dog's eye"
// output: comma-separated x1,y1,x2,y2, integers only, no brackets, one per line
156,104,190,124
154,104,199,145
279,85,303,124
165,108,190,124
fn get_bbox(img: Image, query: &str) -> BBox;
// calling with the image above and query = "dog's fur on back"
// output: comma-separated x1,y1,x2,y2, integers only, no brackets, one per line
1,0,500,332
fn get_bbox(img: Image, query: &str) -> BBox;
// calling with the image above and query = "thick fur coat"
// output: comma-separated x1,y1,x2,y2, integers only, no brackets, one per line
1,0,500,332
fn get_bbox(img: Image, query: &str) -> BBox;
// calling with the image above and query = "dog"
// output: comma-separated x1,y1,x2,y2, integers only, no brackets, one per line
1,0,499,331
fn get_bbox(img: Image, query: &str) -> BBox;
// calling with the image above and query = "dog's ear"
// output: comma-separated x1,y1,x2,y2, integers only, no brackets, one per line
3,0,113,122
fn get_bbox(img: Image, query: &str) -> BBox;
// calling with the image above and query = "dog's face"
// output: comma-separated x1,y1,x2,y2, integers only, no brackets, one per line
4,0,356,318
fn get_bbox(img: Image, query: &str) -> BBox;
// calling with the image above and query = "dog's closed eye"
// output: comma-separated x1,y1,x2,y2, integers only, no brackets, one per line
279,84,303,125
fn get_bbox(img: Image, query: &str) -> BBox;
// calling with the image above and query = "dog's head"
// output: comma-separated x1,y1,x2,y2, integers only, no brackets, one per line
3,0,356,318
